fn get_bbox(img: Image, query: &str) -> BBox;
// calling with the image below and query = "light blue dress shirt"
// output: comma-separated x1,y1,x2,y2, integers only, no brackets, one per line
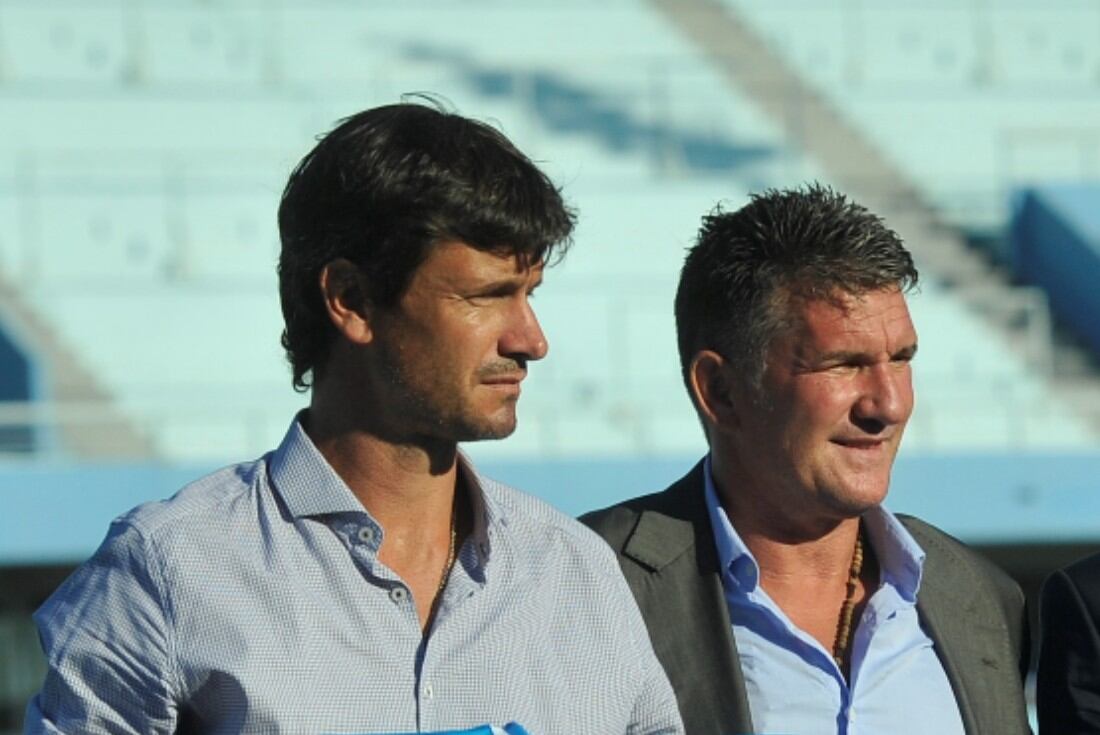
25,416,683,734
703,458,965,735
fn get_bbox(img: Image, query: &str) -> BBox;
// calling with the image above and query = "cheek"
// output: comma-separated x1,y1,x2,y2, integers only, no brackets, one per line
790,381,853,427
901,372,916,410
453,314,501,351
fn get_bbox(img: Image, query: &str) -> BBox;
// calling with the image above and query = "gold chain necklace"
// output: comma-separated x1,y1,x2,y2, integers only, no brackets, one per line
436,503,458,596
832,526,864,671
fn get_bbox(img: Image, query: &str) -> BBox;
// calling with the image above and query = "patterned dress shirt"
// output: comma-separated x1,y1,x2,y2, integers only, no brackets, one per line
26,417,683,734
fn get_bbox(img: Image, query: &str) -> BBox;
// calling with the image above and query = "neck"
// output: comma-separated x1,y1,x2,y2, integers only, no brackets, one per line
710,456,877,678
304,399,459,536
307,383,474,632
745,519,862,586
710,452,865,580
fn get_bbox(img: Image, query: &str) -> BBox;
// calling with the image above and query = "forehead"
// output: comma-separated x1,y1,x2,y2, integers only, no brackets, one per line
784,288,916,351
416,240,544,281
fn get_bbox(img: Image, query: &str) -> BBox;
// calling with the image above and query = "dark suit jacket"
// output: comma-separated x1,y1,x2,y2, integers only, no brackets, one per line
1038,552,1100,734
582,461,1031,735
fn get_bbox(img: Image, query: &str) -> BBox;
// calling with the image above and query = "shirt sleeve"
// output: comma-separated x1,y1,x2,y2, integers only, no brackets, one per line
612,567,685,735
628,647,684,735
24,520,178,734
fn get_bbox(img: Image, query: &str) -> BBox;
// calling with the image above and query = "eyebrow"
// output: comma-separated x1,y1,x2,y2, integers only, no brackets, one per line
817,343,918,364
467,272,543,295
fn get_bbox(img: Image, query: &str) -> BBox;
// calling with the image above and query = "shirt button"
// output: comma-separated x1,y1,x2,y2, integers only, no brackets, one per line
389,586,408,604
357,526,375,544
423,683,434,700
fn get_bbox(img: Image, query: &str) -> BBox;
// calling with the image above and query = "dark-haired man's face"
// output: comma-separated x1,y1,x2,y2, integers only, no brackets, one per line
723,288,917,535
368,241,547,443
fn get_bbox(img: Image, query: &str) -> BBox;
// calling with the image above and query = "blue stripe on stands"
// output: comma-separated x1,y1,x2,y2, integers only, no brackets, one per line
3,453,1100,567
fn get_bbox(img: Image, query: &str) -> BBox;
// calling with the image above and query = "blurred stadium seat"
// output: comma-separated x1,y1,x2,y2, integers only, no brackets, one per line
0,0,1094,463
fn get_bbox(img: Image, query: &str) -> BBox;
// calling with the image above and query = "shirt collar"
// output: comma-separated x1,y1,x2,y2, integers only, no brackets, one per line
862,503,925,603
456,449,503,565
704,455,760,591
703,453,926,602
268,412,504,559
269,413,364,518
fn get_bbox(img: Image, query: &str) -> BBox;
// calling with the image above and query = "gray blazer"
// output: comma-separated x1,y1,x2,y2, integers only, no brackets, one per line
581,461,1031,735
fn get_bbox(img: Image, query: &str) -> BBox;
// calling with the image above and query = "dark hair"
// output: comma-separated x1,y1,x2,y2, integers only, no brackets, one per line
675,183,918,392
278,102,575,390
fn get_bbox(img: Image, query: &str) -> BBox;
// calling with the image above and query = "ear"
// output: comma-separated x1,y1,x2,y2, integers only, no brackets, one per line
319,259,373,345
689,350,740,432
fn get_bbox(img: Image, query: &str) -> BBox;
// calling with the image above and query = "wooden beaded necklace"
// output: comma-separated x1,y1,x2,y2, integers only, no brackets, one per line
832,526,865,672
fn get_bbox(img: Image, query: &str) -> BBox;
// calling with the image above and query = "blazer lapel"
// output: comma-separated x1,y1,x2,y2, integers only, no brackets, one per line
906,520,1030,735
622,464,754,735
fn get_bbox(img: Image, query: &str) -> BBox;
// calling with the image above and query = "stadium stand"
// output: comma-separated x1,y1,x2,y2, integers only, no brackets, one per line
3,0,1096,462
1012,184,1100,359
720,0,1100,231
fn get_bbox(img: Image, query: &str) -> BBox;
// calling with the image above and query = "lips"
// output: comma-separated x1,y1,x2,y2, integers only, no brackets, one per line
832,438,889,450
481,373,525,386
481,373,525,398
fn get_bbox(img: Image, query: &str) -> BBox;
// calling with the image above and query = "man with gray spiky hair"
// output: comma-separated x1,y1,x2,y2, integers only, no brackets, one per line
584,184,1030,734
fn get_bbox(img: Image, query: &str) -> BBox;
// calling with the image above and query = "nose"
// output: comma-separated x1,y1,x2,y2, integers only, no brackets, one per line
853,363,913,430
500,297,548,363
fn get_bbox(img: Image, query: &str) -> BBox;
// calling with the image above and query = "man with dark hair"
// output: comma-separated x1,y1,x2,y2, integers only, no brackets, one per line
26,103,683,734
583,184,1030,734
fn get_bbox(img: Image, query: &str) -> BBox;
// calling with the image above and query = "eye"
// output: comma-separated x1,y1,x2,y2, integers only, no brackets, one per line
829,362,861,374
463,285,520,306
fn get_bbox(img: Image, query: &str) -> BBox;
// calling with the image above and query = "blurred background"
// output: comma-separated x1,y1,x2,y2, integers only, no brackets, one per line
2,0,1100,729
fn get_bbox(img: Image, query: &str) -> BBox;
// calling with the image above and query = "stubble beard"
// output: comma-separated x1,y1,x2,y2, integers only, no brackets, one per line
378,353,521,444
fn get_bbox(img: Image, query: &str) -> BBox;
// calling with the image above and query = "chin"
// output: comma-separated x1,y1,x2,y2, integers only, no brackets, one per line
815,476,889,518
452,414,518,442
840,483,891,515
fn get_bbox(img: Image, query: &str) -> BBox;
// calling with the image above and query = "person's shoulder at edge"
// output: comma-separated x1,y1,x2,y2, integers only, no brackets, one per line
37,453,274,616
35,455,278,618
1039,550,1100,632
110,453,273,541
1049,550,1100,589
26,455,277,732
